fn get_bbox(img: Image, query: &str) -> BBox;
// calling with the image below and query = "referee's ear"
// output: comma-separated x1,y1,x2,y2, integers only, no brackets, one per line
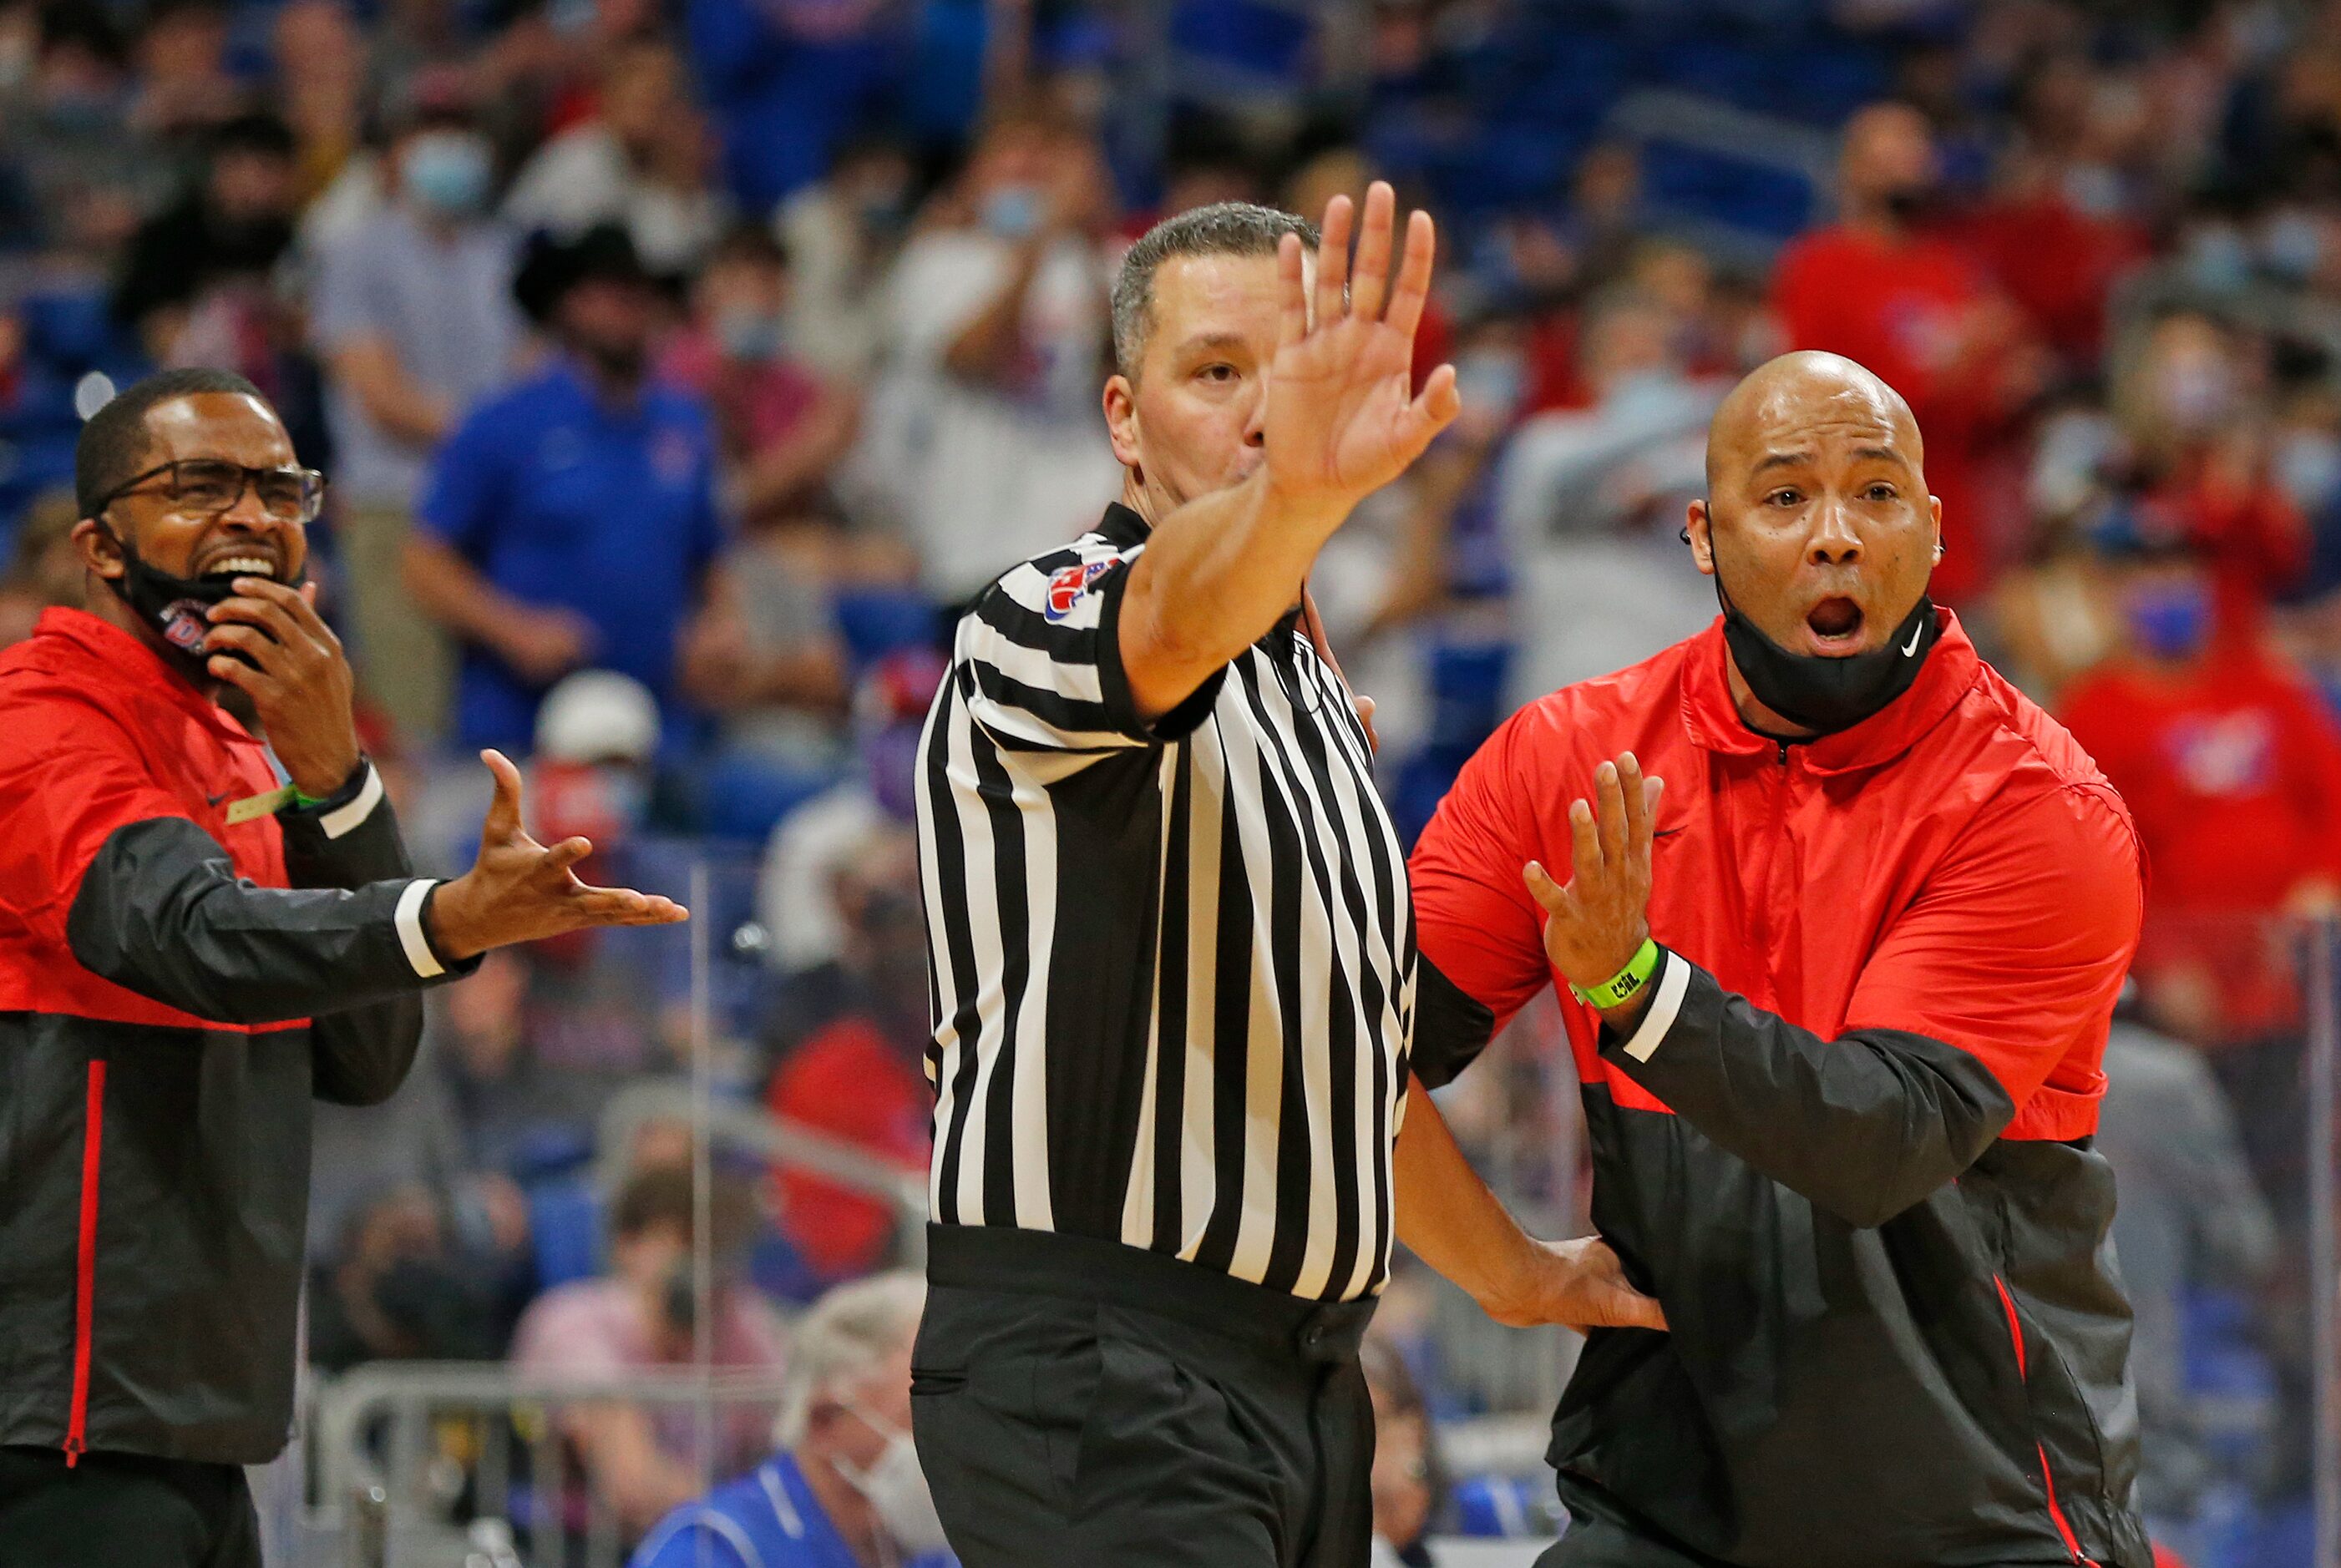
1104,372,1143,475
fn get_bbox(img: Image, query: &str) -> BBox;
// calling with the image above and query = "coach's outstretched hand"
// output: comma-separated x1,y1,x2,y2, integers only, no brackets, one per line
424,749,688,962
1263,181,1462,519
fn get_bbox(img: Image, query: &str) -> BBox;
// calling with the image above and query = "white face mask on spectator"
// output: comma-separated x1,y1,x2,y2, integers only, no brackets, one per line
835,1403,949,1559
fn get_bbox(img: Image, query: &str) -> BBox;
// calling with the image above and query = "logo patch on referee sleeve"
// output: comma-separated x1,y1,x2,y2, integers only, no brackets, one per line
1043,559,1115,622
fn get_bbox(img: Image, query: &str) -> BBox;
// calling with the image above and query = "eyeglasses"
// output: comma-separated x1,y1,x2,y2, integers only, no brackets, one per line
95,459,327,524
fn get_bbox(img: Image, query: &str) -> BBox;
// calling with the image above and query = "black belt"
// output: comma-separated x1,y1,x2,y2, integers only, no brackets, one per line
925,1223,1376,1366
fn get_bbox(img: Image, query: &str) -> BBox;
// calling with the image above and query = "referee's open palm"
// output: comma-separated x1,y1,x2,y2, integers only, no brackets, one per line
1264,181,1462,512
424,749,689,962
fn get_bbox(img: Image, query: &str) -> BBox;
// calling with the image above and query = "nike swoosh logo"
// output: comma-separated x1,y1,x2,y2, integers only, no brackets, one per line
1654,827,1685,839
1903,622,1924,656
206,791,231,807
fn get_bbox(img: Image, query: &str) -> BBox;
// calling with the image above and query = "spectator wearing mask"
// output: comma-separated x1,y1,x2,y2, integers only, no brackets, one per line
630,1271,954,1568
661,222,858,529
1771,102,2045,601
504,36,729,278
1494,287,1723,706
511,1166,788,1539
111,111,300,362
2110,311,2308,635
869,98,1120,607
2056,528,2341,1216
405,223,727,756
762,815,928,1284
313,88,521,743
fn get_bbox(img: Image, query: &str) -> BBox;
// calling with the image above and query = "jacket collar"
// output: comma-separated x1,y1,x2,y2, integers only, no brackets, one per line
1679,605,1983,774
33,605,262,745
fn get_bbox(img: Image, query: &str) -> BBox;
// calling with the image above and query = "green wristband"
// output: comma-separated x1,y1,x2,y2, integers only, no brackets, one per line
1569,938,1661,1009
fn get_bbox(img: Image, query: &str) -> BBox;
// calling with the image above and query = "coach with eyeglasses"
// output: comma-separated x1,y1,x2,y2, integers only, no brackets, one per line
0,367,687,1567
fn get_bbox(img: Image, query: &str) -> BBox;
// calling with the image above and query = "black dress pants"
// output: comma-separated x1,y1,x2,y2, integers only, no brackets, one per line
912,1225,1378,1568
0,1445,261,1568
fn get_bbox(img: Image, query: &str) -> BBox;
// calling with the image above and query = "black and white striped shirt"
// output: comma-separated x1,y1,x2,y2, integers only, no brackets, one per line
915,503,1419,1302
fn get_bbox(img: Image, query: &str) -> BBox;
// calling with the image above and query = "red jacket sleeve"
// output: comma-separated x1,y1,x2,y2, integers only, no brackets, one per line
1843,780,2143,1126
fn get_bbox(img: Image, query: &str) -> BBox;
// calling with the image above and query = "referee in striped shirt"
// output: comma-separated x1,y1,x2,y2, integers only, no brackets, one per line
910,185,1665,1567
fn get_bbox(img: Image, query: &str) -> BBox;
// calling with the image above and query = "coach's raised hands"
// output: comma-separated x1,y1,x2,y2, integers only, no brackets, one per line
1526,751,1665,1019
1262,181,1462,521
424,748,687,961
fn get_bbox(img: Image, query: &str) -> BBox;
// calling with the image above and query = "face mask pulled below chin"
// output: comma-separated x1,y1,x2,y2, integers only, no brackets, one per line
1715,568,1939,736
839,1428,950,1559
100,524,306,684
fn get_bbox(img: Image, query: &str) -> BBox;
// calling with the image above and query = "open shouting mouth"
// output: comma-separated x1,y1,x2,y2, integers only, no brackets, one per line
1803,595,1865,655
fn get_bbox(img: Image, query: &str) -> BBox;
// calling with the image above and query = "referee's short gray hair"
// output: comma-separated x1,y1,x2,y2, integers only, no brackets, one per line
773,1270,925,1449
1110,201,1320,380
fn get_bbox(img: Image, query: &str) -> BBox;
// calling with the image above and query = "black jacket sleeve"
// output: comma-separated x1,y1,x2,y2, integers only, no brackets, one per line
1410,954,1497,1090
1600,951,2015,1228
64,761,473,1051
274,761,476,1105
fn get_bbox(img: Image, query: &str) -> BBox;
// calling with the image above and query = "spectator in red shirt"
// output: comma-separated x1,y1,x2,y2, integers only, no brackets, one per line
763,814,930,1282
2113,311,2310,634
1771,103,2045,601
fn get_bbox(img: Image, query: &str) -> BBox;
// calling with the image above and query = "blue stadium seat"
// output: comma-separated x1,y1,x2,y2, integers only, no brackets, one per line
524,1177,605,1291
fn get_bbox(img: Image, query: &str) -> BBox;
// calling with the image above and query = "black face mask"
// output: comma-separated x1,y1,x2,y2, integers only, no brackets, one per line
1882,183,1937,225
1715,569,1939,736
99,520,306,686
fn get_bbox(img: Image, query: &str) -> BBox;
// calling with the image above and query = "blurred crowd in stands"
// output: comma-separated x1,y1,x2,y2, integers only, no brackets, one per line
6,0,2341,1561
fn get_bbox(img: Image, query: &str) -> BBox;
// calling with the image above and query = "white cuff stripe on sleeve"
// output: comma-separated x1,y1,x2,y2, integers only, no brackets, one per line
1620,949,1690,1063
394,878,444,979
319,762,384,840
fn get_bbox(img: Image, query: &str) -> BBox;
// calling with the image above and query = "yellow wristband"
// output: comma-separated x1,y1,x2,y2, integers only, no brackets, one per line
1569,938,1661,1009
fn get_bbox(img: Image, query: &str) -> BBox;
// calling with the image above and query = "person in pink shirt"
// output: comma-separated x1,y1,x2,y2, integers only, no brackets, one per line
512,1163,788,1539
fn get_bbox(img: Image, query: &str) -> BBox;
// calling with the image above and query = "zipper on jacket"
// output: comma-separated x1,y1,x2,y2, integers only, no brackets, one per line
1993,1273,2098,1567
1775,739,1791,765
64,1060,106,1468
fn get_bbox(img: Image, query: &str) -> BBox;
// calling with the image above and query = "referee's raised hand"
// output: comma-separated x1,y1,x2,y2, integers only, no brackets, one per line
423,748,687,961
1262,180,1462,519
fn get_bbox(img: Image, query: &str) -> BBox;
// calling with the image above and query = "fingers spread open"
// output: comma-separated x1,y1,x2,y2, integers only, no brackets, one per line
1619,752,1650,856
1568,797,1602,884
1595,761,1626,867
1523,858,1566,916
1314,192,1353,330
1349,180,1396,322
1385,207,1437,341
480,749,524,838
1277,230,1308,347
1396,362,1462,456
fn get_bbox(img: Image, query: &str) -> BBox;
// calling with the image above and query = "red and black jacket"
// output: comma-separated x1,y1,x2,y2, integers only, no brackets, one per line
0,609,470,1466
1411,613,2154,1568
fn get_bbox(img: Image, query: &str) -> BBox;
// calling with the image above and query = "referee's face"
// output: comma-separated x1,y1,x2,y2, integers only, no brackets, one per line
1103,251,1295,520
1687,353,1940,657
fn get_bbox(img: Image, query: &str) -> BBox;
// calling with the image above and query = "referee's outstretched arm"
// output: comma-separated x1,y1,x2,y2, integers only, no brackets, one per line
1112,184,1459,722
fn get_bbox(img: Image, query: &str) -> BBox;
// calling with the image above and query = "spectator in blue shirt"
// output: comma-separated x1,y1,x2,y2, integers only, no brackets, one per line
630,1271,955,1568
405,223,727,755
